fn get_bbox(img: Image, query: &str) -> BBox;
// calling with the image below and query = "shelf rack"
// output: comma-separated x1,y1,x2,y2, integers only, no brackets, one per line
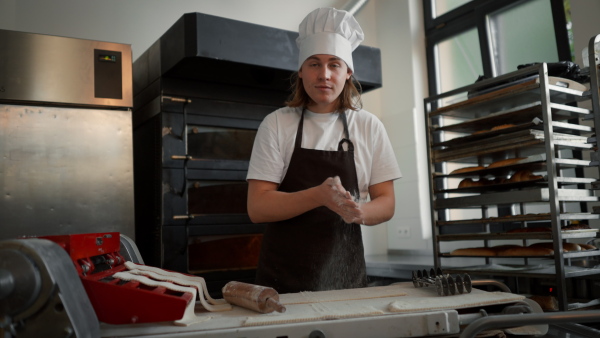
424,35,600,312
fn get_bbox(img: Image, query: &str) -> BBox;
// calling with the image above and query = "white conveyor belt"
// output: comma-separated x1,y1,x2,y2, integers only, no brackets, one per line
100,282,525,338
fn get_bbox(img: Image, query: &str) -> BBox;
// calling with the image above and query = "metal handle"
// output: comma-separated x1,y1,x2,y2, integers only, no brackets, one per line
171,155,193,160
161,96,191,103
173,215,194,220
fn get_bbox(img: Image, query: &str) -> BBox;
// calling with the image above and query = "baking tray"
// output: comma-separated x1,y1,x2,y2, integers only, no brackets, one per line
428,76,589,119
434,188,598,209
441,177,598,194
437,229,599,241
441,264,600,279
442,249,600,260
434,101,591,135
435,121,593,150
441,252,554,258
436,155,592,177
432,129,591,162
436,212,600,226
440,177,546,194
437,154,546,178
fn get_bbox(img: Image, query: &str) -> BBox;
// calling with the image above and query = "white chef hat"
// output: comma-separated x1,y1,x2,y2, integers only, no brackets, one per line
296,7,364,72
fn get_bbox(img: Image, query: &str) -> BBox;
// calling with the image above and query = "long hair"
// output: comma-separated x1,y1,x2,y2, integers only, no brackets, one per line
285,73,363,112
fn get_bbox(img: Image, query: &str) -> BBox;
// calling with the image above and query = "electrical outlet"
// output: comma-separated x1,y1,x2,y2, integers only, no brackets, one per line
397,226,411,238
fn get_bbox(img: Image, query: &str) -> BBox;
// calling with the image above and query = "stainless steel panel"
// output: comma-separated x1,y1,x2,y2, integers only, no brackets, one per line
0,29,132,108
0,104,134,239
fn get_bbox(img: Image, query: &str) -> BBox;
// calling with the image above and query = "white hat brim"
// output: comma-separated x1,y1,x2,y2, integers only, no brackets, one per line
297,32,353,71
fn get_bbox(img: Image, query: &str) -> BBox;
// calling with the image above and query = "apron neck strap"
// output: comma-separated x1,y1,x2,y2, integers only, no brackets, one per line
294,109,306,149
337,110,354,152
294,109,354,152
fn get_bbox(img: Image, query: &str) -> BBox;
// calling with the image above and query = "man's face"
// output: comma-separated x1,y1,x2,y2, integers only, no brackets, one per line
299,54,352,113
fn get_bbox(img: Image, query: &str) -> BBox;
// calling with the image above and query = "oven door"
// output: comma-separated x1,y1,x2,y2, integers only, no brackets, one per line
163,168,251,225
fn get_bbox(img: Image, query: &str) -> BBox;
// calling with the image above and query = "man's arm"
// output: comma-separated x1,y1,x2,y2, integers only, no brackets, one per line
247,178,361,224
346,180,395,226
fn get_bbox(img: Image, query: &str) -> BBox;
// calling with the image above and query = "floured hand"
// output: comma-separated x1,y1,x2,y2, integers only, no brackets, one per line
319,176,363,224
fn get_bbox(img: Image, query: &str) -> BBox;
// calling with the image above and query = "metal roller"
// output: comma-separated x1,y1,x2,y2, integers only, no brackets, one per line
0,238,99,338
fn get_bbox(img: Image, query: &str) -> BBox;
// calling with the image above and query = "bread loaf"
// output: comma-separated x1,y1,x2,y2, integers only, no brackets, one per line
450,166,485,174
528,242,581,252
497,246,554,256
491,124,516,131
509,170,532,182
492,177,508,185
488,157,526,168
458,178,486,188
458,178,474,188
472,130,489,135
450,245,521,256
579,243,597,250
507,227,551,233
491,244,521,251
509,170,542,183
562,223,591,230
450,247,497,256
528,242,554,250
563,242,581,252
529,295,558,311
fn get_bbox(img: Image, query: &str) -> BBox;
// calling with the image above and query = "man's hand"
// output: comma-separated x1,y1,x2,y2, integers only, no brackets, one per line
318,176,363,224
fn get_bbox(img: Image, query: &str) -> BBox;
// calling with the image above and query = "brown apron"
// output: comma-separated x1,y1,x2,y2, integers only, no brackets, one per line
255,109,367,294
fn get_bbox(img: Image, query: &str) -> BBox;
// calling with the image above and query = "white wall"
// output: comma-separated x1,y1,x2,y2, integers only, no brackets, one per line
571,0,600,68
0,0,432,256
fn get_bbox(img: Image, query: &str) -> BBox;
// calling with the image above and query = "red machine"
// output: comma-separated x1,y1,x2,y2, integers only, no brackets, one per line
38,232,194,324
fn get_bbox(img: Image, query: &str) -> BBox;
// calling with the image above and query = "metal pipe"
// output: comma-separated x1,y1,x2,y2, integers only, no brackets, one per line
341,0,369,15
459,310,600,338
553,322,600,337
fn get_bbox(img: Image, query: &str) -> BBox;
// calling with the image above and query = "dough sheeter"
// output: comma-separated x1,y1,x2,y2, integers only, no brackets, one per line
1,232,598,338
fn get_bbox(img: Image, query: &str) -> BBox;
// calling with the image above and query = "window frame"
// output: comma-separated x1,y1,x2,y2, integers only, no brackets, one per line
423,0,572,97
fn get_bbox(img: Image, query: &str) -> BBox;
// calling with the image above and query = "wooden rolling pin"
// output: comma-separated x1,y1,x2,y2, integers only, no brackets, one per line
222,281,286,313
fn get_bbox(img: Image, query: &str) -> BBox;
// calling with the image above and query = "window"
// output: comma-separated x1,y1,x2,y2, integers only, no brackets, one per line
433,0,473,18
424,0,572,97
488,0,559,75
436,28,483,95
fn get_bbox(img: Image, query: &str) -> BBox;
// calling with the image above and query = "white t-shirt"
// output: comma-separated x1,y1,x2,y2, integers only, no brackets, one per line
247,106,402,201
